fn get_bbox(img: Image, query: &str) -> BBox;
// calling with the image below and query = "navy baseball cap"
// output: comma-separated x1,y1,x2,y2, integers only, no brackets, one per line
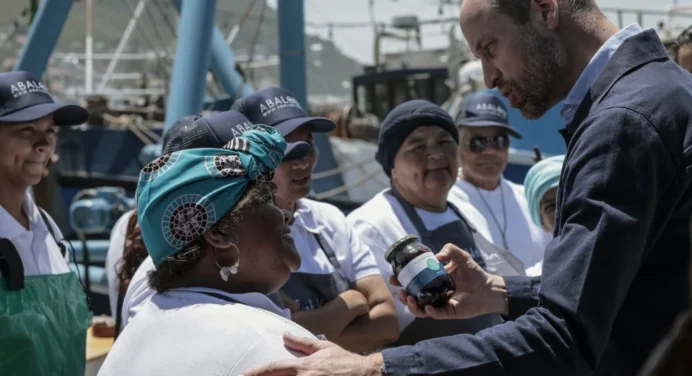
231,87,335,160
0,71,89,126
455,92,522,139
162,110,310,159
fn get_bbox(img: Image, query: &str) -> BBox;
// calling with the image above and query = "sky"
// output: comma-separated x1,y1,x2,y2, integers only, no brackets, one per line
267,0,692,64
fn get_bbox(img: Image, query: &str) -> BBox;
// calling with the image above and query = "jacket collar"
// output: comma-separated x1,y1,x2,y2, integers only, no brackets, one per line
0,191,43,240
562,29,670,141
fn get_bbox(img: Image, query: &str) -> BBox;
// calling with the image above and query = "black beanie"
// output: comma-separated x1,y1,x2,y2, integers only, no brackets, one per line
375,99,459,178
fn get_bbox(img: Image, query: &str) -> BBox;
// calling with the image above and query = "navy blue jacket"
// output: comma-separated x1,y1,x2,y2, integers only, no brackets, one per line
381,29,692,375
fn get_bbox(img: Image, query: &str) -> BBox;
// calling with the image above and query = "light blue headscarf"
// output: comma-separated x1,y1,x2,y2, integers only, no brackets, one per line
135,124,286,266
524,155,565,228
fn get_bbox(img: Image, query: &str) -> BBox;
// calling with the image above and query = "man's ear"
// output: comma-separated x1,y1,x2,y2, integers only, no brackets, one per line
529,0,559,31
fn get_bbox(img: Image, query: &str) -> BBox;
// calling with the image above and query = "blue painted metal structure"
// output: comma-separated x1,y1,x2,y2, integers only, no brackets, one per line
164,0,217,130
277,0,308,110
210,27,255,100
14,0,74,77
171,0,254,104
278,0,344,195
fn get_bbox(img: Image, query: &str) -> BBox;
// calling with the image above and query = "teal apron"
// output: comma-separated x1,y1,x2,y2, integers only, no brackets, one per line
0,214,91,375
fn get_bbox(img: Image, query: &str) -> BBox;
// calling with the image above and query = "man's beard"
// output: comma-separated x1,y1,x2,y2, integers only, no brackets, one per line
507,27,564,120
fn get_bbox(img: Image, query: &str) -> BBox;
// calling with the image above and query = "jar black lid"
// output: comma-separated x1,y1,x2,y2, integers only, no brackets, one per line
384,234,420,262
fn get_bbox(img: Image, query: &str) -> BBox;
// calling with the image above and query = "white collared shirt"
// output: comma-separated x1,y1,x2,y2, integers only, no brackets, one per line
105,209,135,318
346,189,465,331
560,23,644,124
119,255,155,329
99,287,316,376
449,175,551,270
0,191,69,278
290,198,380,282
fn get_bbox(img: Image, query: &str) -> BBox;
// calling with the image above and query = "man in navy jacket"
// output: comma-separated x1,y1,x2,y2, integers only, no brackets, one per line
244,0,692,375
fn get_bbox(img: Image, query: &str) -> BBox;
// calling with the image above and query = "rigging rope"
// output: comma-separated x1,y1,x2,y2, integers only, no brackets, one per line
311,156,377,179
247,0,268,84
119,0,171,88
226,0,259,46
313,169,382,200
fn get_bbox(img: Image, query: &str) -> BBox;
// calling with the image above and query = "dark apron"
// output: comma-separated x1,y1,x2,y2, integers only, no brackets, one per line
387,189,524,347
0,221,91,375
281,233,351,311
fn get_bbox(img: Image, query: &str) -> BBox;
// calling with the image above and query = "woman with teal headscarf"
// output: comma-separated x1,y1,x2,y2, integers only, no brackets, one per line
523,155,564,276
98,125,318,376
524,155,565,234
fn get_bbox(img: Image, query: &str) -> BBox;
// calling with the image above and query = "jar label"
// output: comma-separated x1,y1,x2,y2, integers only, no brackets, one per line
397,252,447,297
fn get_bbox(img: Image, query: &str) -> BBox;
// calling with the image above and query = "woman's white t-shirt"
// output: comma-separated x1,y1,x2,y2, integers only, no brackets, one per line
449,176,551,270
98,287,318,376
346,190,463,332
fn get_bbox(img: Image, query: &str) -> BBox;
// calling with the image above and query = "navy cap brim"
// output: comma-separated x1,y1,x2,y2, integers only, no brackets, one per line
456,118,523,139
0,102,89,126
275,116,336,137
282,141,312,161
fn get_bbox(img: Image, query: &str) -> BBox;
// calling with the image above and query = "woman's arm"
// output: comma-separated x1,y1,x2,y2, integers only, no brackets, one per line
332,275,399,353
289,289,370,341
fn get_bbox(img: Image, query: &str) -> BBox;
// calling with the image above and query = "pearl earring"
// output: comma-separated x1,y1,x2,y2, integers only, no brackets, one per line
214,243,240,282
219,266,232,282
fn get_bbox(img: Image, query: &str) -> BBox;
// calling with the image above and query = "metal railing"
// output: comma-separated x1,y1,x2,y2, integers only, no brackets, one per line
600,7,692,30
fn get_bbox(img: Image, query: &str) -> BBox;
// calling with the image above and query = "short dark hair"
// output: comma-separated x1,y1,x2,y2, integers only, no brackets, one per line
671,26,692,63
492,0,595,24
147,179,274,293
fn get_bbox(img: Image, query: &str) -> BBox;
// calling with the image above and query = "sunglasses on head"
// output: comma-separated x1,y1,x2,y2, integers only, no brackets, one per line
466,135,510,153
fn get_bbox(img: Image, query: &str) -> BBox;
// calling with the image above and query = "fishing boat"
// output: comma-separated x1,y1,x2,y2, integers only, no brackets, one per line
322,5,692,203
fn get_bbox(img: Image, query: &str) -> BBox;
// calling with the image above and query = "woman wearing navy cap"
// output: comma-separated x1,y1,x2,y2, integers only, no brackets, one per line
232,87,399,353
347,99,526,346
0,71,91,375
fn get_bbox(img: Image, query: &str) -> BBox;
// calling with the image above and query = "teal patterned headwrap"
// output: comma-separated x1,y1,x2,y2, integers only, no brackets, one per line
136,124,286,266
524,155,565,228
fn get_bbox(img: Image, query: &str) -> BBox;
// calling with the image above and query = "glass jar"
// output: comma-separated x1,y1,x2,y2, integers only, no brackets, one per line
385,235,455,308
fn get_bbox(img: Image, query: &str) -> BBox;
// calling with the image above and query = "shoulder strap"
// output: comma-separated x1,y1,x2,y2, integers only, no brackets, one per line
313,233,351,289
0,238,25,290
387,189,433,237
446,201,477,233
38,208,66,258
37,208,94,313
